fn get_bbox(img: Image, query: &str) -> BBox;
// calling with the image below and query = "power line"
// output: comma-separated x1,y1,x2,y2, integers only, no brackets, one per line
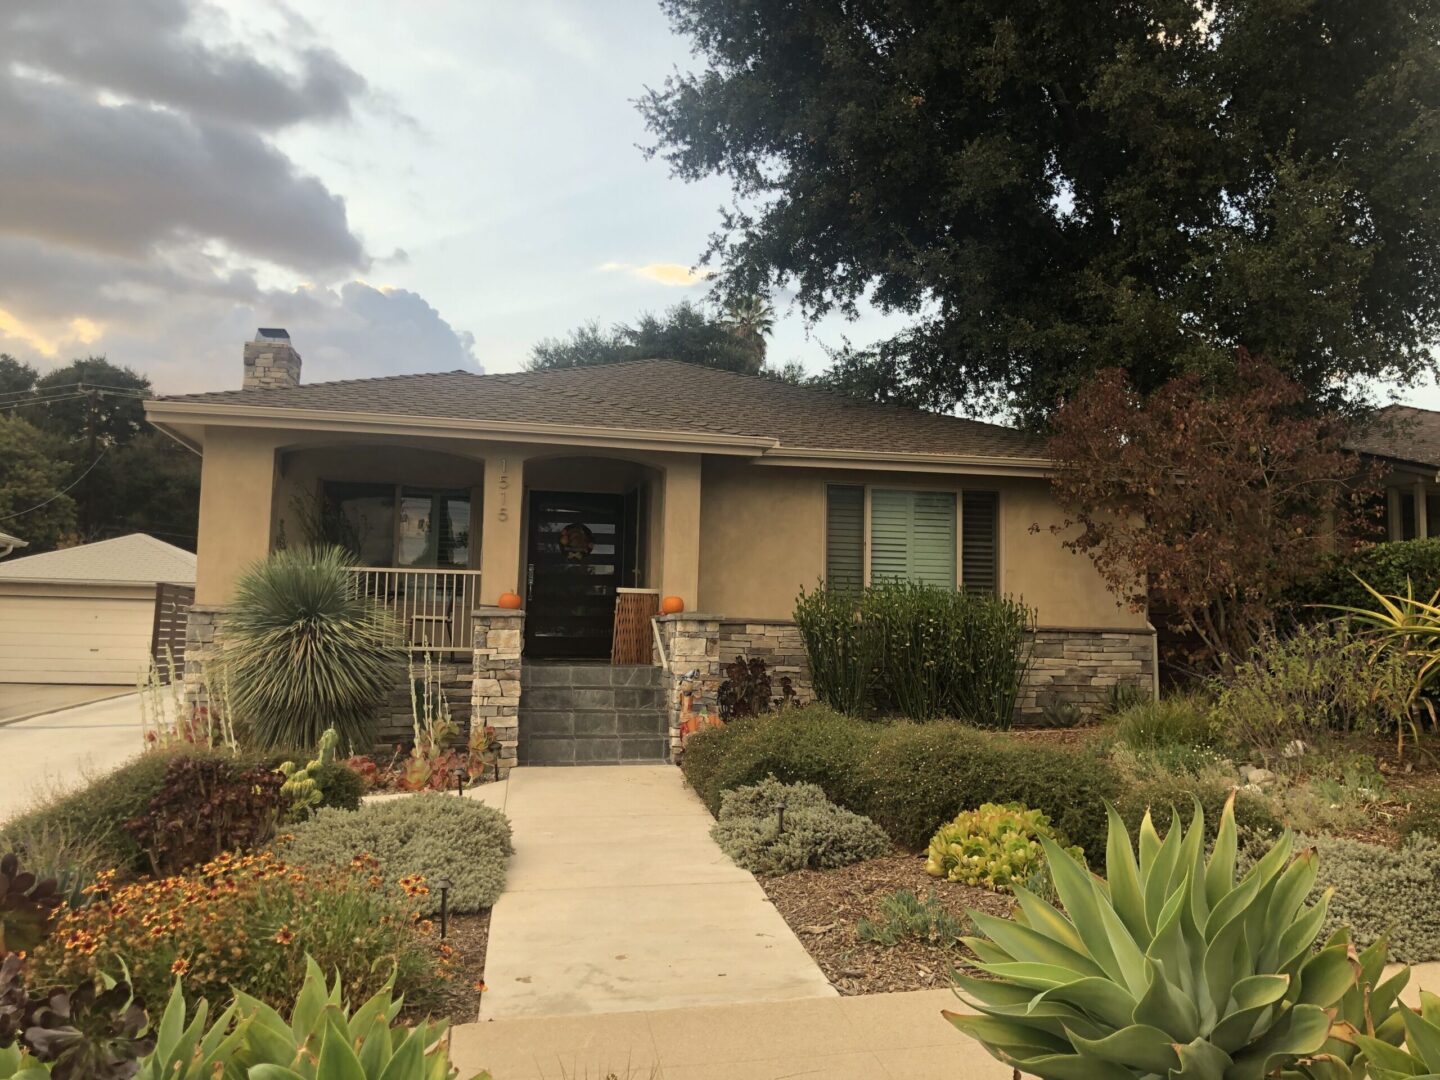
0,446,110,522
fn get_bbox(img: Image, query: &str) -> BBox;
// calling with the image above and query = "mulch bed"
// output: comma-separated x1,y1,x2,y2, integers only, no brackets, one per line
758,854,1013,995
410,911,490,1026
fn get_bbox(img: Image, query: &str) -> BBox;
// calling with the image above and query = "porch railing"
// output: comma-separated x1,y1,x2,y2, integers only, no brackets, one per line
348,567,484,650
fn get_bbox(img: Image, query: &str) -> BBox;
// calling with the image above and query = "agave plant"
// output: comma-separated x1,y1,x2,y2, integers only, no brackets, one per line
946,795,1408,1079
225,546,403,750
1359,992,1440,1078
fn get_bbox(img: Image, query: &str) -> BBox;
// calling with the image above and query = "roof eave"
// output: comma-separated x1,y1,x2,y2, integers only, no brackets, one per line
754,447,1053,477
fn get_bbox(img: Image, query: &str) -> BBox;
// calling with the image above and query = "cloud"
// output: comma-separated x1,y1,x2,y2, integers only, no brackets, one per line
0,0,478,390
598,260,714,287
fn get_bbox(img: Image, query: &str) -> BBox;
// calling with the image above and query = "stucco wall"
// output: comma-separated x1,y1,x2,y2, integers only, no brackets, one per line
696,459,1143,629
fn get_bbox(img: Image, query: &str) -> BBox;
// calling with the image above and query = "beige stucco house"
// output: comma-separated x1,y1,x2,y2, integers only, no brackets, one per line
1346,405,1440,541
145,329,1154,768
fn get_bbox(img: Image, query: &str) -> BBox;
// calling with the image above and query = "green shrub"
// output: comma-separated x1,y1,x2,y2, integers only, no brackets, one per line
924,802,1081,889
1399,790,1440,841
855,889,967,948
1309,833,1440,963
1112,693,1217,750
1209,622,1416,750
225,546,404,751
0,820,111,909
0,748,282,876
794,580,1035,726
1113,773,1283,845
279,792,513,914
1289,537,1440,614
681,706,879,815
682,707,1123,857
710,778,891,875
311,760,365,811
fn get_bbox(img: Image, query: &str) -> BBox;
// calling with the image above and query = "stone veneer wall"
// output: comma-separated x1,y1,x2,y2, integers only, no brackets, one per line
470,608,523,778
655,615,1156,756
374,652,475,748
182,604,227,711
1019,626,1157,717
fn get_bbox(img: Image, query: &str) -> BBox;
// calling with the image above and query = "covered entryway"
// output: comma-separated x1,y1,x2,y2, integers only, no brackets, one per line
524,491,631,659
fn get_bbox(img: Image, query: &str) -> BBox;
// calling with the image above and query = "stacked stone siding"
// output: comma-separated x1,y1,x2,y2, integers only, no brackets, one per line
1019,627,1156,718
715,619,814,707
241,338,302,389
471,608,523,778
182,604,227,711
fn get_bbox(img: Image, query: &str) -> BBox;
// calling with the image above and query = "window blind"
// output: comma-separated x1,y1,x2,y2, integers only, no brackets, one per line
824,485,865,591
961,491,999,595
870,489,957,589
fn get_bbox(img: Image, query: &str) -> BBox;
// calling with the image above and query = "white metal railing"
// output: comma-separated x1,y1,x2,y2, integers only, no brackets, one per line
348,567,483,650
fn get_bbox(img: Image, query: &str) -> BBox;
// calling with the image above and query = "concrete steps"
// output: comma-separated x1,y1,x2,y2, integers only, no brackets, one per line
518,662,668,765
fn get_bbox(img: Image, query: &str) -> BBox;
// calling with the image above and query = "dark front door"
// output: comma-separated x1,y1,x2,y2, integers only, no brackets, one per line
525,491,626,659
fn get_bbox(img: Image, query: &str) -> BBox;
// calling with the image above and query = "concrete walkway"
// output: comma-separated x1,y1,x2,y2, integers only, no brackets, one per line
0,692,144,821
452,962,1440,1080
480,765,835,1019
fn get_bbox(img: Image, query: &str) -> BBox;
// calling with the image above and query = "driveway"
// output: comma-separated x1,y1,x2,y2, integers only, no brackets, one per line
480,764,835,1019
0,684,129,724
0,693,144,821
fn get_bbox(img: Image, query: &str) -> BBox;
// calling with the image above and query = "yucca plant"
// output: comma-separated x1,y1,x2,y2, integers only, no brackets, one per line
225,547,402,751
1359,992,1440,1078
947,795,1408,1079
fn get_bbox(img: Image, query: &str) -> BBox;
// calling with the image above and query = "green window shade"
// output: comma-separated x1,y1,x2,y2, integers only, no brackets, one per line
825,485,865,591
870,489,957,589
962,491,999,595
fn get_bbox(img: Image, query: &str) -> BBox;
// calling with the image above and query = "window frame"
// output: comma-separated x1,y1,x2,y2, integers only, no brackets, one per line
822,481,1001,593
319,479,474,569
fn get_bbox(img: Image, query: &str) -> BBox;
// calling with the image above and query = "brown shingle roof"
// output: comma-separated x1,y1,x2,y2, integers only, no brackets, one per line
1346,405,1440,469
157,360,1043,461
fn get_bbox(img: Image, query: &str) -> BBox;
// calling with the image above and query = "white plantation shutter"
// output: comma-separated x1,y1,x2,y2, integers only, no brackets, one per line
962,491,999,595
870,489,957,589
825,485,865,590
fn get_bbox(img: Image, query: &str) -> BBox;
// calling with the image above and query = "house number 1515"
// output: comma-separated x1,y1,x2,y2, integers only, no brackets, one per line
496,458,510,522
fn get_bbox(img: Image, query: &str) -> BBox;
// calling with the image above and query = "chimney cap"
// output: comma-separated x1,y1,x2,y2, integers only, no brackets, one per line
254,327,291,343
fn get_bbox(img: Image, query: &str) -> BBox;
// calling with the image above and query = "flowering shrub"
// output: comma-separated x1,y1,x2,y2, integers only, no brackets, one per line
28,852,444,1014
925,802,1081,890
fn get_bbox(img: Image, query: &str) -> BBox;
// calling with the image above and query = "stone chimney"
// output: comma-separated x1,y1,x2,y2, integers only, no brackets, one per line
242,328,302,390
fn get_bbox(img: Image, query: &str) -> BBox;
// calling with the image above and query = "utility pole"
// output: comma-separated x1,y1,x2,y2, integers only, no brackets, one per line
81,384,99,538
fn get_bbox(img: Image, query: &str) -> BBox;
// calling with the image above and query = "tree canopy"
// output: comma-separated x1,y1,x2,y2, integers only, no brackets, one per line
530,298,783,376
642,0,1440,422
0,414,76,551
0,355,199,551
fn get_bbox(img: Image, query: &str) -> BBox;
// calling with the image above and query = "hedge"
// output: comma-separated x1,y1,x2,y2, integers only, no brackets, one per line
1288,538,1440,614
681,707,1123,856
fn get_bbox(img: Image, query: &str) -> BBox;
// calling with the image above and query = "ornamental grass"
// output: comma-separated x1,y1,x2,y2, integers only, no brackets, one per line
28,850,447,1014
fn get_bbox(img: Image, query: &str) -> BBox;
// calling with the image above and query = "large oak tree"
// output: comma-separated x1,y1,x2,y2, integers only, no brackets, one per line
642,0,1440,422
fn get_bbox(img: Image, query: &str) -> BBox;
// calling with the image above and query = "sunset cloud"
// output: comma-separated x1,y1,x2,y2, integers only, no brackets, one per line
598,261,713,287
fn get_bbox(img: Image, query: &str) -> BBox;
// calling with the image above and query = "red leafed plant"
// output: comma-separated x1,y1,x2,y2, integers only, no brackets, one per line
1046,355,1378,673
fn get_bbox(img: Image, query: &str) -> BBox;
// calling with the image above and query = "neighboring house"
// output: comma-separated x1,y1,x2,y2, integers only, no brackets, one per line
145,329,1155,767
1345,404,1440,541
0,531,26,559
0,533,196,685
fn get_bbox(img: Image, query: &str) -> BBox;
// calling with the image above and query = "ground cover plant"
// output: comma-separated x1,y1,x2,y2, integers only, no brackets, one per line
279,792,513,914
855,888,967,949
711,778,890,875
1306,833,1440,964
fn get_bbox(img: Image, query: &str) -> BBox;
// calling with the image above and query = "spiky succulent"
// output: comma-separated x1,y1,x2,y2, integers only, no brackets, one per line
946,795,1407,1079
23,977,153,1080
0,854,62,958
1358,991,1440,1078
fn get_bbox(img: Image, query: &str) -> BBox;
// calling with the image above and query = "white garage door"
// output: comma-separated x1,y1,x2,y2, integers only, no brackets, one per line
0,593,154,684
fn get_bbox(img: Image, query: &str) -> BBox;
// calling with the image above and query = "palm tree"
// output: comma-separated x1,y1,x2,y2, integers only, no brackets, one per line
721,294,776,374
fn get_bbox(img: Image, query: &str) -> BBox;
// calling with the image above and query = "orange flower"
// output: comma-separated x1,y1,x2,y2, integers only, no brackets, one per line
472,980,487,993
170,958,189,976
274,925,295,946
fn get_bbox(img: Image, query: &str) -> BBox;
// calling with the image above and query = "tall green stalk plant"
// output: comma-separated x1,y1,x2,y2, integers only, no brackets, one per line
224,547,402,750
795,580,1035,727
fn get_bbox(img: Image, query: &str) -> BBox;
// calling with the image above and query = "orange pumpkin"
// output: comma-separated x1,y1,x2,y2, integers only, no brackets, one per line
497,591,523,610
660,595,686,615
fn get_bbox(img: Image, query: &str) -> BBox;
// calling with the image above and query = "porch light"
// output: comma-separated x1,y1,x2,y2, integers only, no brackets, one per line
776,799,787,836
437,877,452,940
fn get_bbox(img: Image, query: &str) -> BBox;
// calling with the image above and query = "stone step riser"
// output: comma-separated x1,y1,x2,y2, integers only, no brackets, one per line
518,710,668,738
521,663,665,689
518,736,669,765
520,687,666,711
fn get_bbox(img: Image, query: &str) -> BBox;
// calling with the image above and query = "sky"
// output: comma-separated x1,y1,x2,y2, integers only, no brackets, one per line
1,0,1436,408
